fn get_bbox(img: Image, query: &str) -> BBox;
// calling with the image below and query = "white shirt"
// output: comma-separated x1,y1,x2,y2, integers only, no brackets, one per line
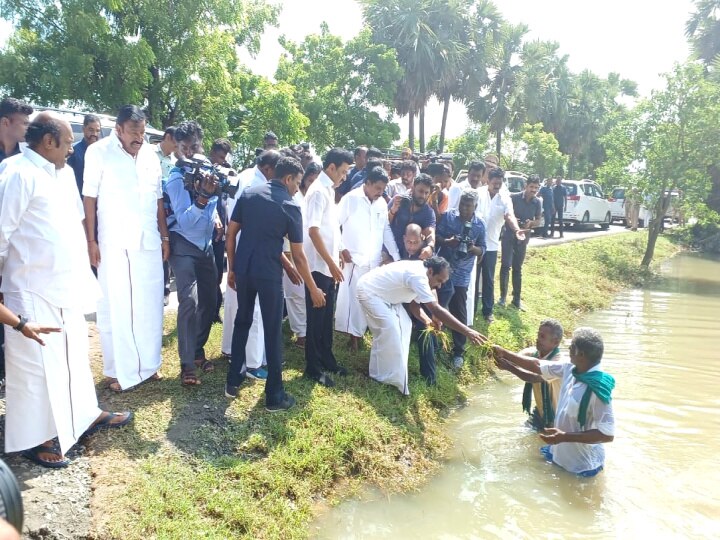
304,171,340,277
83,132,162,250
357,260,435,305
337,186,400,268
448,180,470,211
539,362,615,474
386,179,411,198
476,185,514,251
153,144,176,181
0,147,100,310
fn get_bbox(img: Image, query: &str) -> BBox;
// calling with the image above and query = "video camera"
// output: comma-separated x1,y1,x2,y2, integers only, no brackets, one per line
455,221,474,260
176,156,240,199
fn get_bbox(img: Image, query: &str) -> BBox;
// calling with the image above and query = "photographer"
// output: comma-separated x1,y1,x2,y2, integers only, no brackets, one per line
436,190,486,370
164,120,222,386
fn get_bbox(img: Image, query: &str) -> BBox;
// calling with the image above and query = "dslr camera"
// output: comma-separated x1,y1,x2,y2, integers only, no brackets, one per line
455,221,474,260
176,156,240,199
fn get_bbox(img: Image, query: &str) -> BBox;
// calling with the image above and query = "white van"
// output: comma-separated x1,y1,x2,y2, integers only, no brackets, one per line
562,180,612,229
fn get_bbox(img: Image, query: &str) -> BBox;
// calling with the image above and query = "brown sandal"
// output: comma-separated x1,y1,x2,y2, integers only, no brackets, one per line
181,368,201,386
194,358,215,373
105,378,123,393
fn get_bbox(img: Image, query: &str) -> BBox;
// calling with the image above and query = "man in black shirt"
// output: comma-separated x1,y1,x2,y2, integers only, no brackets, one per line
499,175,543,310
551,177,568,238
225,157,325,411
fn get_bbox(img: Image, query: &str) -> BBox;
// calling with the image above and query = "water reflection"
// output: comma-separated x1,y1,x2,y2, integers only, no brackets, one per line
313,253,720,539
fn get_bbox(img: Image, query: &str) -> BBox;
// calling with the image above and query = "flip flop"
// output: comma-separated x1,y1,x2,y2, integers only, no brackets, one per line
194,358,215,373
22,438,70,469
84,411,133,438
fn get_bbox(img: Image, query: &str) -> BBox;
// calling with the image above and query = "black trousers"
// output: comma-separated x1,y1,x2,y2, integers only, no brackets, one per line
551,207,564,237
227,274,285,405
212,239,225,316
304,271,340,378
168,232,217,370
500,234,528,304
480,251,498,317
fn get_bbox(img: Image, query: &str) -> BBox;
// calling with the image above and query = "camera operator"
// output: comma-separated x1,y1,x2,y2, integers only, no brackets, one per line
164,120,222,386
436,190,486,370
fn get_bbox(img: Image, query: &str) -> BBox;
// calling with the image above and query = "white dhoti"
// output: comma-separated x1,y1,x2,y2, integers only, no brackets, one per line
466,262,477,326
221,289,266,369
358,287,411,395
4,292,101,455
335,262,370,337
96,245,164,390
283,272,306,338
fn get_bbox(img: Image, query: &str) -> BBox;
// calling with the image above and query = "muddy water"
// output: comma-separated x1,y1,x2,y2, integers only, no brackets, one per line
313,253,720,539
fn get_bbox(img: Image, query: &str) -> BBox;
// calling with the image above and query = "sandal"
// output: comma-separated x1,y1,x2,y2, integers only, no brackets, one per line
149,372,162,381
84,411,133,437
22,438,70,469
181,367,201,386
105,378,123,393
194,358,215,373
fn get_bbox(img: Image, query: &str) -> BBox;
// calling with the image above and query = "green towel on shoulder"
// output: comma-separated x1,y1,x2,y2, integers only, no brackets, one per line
521,347,560,428
572,368,615,428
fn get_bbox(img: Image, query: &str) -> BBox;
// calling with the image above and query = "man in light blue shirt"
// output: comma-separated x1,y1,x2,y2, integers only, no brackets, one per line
164,120,221,386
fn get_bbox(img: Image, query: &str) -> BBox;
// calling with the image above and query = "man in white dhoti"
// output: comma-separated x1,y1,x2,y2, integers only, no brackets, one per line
356,256,486,395
335,166,400,351
0,114,131,468
220,150,281,379
83,105,169,392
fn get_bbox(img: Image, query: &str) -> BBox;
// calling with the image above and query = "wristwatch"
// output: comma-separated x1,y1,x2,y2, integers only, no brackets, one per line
13,315,27,332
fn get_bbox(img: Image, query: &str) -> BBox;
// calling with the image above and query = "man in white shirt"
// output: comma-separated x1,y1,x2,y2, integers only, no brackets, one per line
494,327,615,476
335,166,401,351
386,160,416,198
83,105,170,392
448,160,485,211
357,257,486,395
475,168,524,323
0,114,131,467
303,148,354,387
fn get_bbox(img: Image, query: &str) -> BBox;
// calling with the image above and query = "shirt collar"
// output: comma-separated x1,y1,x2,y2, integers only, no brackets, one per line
110,131,140,159
22,146,58,177
270,178,289,193
318,170,334,189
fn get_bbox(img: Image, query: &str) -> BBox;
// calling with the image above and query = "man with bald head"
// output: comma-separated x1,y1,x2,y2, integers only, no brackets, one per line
0,113,132,467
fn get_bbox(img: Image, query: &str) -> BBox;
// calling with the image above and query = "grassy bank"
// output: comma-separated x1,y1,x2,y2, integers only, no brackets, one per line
87,232,677,539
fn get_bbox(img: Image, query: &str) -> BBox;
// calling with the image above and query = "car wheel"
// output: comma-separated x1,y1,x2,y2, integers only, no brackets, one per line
600,212,611,230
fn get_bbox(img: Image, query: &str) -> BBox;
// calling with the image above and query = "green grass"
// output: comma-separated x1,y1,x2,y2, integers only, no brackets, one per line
87,232,678,539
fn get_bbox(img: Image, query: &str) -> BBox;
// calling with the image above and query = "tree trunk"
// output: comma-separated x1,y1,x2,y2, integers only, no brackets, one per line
408,109,415,151
419,106,426,154
495,129,502,156
641,215,663,267
439,94,450,153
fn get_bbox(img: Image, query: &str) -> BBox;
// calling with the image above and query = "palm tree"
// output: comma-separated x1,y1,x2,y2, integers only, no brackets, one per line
686,0,720,70
466,22,528,156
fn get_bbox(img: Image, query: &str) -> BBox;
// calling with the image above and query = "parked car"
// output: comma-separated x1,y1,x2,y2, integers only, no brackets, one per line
453,169,526,193
562,180,612,229
30,106,164,144
608,186,651,226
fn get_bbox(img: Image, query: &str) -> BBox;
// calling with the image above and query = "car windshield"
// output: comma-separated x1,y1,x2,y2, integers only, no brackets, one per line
562,183,577,196
612,188,625,199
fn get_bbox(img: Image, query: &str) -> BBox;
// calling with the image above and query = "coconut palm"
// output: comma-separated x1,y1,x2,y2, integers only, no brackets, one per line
686,0,720,70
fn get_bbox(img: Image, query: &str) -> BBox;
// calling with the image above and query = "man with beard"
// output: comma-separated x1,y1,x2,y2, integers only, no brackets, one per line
67,114,102,194
388,173,436,260
386,160,417,198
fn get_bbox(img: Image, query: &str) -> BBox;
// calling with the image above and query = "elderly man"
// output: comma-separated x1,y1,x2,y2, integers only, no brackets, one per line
335,166,401,351
494,327,615,477
83,105,169,392
357,256,486,395
0,113,131,468
67,113,101,194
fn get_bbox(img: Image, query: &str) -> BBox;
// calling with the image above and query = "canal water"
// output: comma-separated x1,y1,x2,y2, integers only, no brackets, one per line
313,253,720,539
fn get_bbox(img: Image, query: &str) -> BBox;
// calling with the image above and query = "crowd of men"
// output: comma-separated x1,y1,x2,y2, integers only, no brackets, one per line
0,97,614,480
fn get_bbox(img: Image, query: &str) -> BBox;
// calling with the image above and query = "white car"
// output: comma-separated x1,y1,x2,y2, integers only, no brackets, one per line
562,180,612,229
454,169,526,193
608,186,652,227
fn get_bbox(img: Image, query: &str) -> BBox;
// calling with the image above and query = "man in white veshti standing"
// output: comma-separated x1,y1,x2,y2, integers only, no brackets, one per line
83,105,170,392
335,166,400,351
0,113,132,468
357,256,486,395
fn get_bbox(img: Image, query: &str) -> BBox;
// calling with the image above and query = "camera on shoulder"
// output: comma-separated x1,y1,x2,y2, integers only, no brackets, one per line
176,155,240,198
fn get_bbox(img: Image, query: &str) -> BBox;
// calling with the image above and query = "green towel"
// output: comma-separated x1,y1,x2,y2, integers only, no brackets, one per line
572,368,615,428
521,347,560,428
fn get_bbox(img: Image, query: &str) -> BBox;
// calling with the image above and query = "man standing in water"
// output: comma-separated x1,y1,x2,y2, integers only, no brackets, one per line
494,327,615,477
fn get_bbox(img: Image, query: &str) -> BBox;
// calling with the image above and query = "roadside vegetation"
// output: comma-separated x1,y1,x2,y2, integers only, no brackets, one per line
85,233,678,539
